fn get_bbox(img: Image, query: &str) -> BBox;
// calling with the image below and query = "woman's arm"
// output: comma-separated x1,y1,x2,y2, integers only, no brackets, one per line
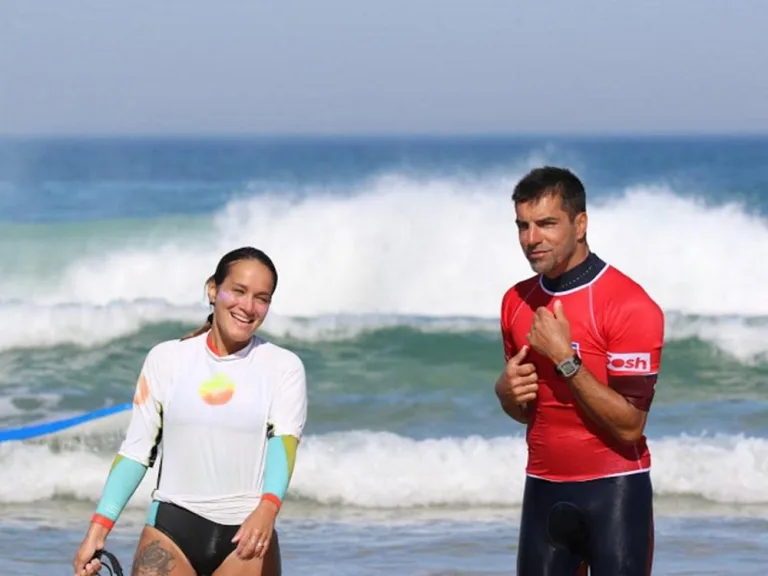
91,347,166,533
260,433,299,510
260,358,307,512
91,455,149,531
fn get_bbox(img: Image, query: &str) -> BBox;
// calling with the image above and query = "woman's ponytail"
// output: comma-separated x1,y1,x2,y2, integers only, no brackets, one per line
180,274,216,341
180,312,213,341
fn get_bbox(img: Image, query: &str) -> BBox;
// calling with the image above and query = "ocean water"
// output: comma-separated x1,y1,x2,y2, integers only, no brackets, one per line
0,135,767,575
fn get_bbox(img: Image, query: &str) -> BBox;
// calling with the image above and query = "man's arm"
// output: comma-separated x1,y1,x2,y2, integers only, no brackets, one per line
494,370,530,424
554,295,664,445
558,364,648,444
496,291,532,424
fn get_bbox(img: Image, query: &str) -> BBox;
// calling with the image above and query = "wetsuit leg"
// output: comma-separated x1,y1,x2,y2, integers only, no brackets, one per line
516,476,584,575
148,500,239,575
582,472,654,576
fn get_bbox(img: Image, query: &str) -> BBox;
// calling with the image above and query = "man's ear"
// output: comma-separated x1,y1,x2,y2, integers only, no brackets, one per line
575,211,588,242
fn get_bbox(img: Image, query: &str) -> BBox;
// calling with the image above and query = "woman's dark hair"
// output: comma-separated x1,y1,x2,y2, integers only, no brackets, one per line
181,246,278,341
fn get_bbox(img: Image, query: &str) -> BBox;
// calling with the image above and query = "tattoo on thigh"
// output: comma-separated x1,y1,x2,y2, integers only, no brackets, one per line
131,540,176,575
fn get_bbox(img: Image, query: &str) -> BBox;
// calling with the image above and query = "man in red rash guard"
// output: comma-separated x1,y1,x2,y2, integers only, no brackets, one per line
494,166,664,576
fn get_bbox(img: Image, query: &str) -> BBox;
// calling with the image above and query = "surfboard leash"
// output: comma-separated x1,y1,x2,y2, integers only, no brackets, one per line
94,549,124,576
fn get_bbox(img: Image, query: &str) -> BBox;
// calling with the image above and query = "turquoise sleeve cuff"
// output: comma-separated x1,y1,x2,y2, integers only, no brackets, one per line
262,435,295,502
94,454,148,522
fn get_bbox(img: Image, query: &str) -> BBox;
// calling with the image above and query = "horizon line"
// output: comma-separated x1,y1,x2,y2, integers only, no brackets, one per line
1,130,768,141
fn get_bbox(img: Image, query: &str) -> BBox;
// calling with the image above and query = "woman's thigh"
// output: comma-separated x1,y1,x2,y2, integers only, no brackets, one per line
130,525,197,576
212,530,282,576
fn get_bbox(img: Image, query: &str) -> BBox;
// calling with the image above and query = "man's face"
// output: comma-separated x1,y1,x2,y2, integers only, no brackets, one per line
515,192,586,277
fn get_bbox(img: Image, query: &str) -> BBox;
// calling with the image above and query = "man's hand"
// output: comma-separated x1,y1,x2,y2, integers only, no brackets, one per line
527,300,574,364
495,345,539,407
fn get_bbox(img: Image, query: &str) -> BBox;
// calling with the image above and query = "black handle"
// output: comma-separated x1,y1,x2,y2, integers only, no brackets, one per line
93,549,124,576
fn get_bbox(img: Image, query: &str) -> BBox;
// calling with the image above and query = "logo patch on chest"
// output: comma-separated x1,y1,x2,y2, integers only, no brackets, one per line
198,373,236,406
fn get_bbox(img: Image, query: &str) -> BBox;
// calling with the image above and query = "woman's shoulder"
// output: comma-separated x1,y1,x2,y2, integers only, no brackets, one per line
144,334,201,365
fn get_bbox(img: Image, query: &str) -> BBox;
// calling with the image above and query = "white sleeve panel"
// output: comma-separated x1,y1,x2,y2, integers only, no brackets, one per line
118,341,175,467
268,353,308,439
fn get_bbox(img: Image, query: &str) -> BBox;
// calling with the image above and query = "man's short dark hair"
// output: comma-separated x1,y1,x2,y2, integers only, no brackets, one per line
512,166,586,219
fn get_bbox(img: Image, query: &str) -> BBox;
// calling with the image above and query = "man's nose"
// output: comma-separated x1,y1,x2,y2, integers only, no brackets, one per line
524,226,542,245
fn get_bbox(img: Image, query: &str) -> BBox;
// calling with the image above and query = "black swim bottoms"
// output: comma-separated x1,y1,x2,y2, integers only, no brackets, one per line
516,471,654,576
147,500,254,575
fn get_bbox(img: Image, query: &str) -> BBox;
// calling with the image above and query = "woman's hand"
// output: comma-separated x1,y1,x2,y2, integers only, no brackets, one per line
231,500,279,560
72,523,108,576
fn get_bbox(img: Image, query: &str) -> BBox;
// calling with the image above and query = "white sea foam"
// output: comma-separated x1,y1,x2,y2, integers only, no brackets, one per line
0,173,765,361
0,302,765,365
1,428,766,511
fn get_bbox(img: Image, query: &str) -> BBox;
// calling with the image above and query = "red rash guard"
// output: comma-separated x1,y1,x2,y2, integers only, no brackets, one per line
501,252,665,482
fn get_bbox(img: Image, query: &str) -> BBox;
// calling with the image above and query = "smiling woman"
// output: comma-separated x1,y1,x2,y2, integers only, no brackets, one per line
183,247,280,347
72,246,308,576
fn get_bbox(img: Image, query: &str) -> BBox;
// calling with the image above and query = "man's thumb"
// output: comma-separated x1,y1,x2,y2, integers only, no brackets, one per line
554,299,566,319
510,345,528,364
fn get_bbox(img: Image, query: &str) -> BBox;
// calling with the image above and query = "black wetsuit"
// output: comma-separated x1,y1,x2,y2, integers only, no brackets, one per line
517,471,654,575
149,500,280,576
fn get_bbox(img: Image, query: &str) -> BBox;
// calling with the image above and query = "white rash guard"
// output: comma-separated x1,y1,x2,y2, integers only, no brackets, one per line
118,332,308,525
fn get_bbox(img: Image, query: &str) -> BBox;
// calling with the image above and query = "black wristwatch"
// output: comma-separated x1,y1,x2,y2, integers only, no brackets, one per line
554,354,582,378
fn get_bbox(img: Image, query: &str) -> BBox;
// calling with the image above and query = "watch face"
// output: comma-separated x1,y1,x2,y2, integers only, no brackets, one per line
559,359,578,376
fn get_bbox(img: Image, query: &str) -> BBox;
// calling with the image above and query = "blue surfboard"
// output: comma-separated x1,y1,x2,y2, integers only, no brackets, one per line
0,402,133,443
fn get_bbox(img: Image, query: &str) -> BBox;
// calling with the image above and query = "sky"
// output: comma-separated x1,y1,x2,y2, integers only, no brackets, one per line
1,0,766,136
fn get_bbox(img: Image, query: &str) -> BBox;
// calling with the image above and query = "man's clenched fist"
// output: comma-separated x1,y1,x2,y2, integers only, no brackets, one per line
496,345,539,408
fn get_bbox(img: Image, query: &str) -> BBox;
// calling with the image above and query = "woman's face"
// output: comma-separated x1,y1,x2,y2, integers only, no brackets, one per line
208,259,275,344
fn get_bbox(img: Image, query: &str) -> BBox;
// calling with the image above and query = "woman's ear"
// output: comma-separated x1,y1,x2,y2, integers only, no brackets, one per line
206,277,217,306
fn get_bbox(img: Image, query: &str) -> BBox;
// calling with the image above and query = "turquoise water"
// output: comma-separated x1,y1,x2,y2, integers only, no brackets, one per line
0,135,767,574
